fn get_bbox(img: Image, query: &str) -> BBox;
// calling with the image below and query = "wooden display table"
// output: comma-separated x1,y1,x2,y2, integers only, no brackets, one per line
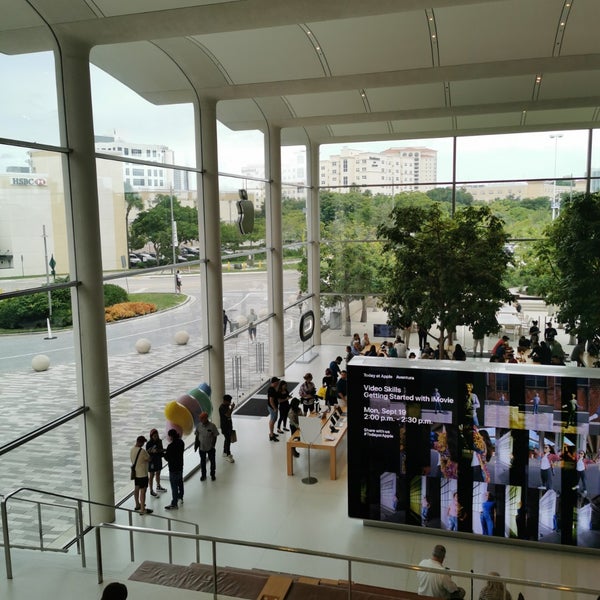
286,414,347,480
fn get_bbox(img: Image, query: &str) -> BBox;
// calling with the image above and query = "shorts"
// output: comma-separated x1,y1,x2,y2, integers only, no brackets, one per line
134,476,149,489
149,461,162,473
267,406,277,422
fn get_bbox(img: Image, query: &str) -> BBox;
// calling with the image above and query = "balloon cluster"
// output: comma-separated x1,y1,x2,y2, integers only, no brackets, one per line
164,382,212,437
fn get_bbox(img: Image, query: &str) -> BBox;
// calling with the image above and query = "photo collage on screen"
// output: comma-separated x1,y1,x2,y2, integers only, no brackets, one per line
348,362,600,550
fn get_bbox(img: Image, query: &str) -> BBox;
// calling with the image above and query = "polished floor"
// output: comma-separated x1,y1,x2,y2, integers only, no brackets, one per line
1,313,599,600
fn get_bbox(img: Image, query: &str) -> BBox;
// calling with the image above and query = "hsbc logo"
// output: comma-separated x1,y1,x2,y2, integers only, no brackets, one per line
11,177,47,186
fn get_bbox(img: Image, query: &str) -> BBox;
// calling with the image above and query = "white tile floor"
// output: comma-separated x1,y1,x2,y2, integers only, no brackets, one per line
1,335,599,600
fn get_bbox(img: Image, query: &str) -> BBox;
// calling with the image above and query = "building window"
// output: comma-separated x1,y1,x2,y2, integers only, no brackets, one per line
132,168,144,176
133,178,145,186
131,149,142,156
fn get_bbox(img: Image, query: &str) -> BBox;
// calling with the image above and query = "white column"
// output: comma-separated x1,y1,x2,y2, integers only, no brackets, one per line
196,99,225,412
265,126,285,376
57,39,114,522
307,142,322,344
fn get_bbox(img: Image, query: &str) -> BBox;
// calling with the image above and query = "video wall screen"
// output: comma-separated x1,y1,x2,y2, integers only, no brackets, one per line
347,357,600,550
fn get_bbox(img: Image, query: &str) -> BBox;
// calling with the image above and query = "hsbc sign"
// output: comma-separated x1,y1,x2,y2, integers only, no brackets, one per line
11,176,48,186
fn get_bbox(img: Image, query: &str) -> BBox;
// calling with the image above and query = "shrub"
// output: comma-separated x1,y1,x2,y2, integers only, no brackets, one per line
104,284,128,307
105,302,157,322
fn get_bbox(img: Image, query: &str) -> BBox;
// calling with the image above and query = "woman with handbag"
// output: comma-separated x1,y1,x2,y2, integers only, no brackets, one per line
276,380,291,434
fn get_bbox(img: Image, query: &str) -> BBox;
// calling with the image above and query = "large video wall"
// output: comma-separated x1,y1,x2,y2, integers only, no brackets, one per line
347,357,600,550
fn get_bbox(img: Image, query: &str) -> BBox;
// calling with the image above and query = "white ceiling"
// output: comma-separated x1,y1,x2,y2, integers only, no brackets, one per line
3,0,600,146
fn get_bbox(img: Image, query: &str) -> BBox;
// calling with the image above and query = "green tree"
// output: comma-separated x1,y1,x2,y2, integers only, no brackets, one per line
124,182,144,259
532,192,600,340
377,204,511,355
130,195,199,262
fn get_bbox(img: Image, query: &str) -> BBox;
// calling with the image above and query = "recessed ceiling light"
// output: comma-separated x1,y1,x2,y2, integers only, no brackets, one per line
432,34,436,38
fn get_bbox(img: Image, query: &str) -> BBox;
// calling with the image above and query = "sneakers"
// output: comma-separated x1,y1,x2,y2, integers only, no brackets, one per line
277,429,284,434
283,427,290,431
200,475,207,481
225,454,235,463
165,504,177,510
140,508,153,515
156,485,167,492
269,434,279,442
150,490,158,497
211,475,216,481
134,504,141,511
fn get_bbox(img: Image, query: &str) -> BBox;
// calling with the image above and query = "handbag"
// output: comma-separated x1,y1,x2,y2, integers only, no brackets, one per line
316,386,327,399
130,447,142,480
230,429,238,444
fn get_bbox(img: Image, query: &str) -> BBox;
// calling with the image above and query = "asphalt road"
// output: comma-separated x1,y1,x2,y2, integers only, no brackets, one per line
0,270,300,373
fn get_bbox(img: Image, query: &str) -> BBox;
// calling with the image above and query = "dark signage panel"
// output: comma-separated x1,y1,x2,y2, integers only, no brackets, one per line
347,357,600,550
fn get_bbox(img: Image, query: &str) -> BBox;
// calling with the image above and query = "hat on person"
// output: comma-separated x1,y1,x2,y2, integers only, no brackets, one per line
223,394,233,403
271,376,280,383
199,412,209,422
136,435,147,444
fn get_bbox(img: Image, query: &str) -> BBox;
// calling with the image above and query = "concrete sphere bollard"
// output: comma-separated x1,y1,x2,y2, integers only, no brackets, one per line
135,338,152,354
174,330,190,345
32,354,50,372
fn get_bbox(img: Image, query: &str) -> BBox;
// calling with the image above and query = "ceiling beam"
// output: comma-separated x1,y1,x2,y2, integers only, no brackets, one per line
202,53,600,100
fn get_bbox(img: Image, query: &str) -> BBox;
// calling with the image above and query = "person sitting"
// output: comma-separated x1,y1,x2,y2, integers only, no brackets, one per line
417,544,465,599
478,572,512,600
351,340,362,356
452,344,466,361
362,332,371,348
517,335,531,350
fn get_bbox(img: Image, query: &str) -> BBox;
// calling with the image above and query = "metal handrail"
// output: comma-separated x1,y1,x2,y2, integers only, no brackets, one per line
1,486,199,580
95,522,599,600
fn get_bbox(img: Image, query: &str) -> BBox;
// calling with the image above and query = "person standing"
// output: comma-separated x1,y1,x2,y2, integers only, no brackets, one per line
417,544,465,599
194,412,219,481
299,372,317,415
130,435,153,515
146,428,166,497
539,445,553,490
336,370,348,410
164,429,185,510
248,308,257,341
447,492,459,531
175,270,182,294
573,450,588,494
329,356,342,382
219,394,235,463
223,309,230,335
267,376,280,441
480,492,496,535
276,379,291,434
531,391,541,415
288,398,302,458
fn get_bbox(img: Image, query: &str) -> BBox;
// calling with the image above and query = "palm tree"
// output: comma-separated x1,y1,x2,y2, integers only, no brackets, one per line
124,182,144,261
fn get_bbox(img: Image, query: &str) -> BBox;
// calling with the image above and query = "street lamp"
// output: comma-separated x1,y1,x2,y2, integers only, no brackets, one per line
170,190,178,292
550,134,563,220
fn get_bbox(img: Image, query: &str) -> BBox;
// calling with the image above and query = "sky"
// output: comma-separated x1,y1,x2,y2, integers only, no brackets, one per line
1,52,598,185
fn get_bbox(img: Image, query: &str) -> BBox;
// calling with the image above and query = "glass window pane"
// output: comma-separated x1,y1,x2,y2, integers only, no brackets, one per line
90,60,196,168
320,138,453,187
0,51,60,146
456,130,589,182
591,129,600,193
0,145,69,277
217,122,264,177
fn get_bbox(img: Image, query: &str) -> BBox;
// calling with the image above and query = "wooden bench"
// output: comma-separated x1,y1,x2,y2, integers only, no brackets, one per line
286,416,347,480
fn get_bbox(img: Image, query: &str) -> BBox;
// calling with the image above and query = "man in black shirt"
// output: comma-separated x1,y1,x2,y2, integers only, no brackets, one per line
219,394,235,463
164,429,185,510
267,376,280,442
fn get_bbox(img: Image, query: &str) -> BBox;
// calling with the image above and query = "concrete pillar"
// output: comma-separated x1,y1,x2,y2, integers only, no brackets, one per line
265,126,284,377
57,39,115,522
307,142,322,344
196,99,225,412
